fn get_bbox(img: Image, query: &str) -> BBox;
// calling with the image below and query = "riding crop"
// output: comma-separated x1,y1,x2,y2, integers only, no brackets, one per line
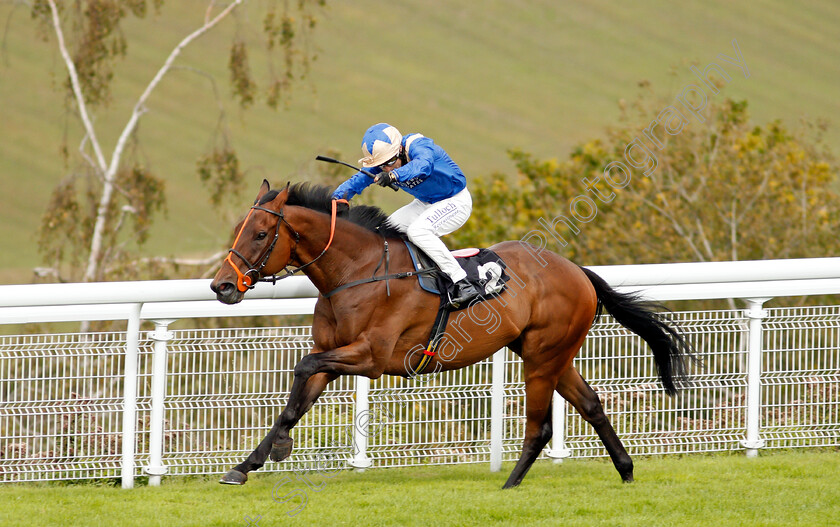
315,155,399,192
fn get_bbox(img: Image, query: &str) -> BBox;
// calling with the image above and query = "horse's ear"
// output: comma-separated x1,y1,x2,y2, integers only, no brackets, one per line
276,181,291,203
258,181,291,209
255,179,271,203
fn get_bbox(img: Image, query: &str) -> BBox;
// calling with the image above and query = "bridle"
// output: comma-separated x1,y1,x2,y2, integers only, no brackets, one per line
223,198,348,292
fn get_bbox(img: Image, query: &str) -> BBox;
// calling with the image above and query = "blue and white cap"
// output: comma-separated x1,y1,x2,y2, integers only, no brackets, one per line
359,123,402,168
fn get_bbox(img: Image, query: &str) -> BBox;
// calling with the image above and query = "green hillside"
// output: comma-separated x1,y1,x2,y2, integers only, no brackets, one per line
1,0,838,283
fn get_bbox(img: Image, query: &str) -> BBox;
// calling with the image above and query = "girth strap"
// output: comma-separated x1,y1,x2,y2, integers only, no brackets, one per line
414,304,452,375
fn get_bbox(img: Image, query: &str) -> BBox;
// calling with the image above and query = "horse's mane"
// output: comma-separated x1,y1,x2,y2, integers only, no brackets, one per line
267,182,407,239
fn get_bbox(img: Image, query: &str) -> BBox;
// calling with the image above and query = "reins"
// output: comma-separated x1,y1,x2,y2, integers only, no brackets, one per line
322,236,436,298
225,196,432,298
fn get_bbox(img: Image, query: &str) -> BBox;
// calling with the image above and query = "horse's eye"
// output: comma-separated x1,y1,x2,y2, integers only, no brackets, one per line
256,231,268,241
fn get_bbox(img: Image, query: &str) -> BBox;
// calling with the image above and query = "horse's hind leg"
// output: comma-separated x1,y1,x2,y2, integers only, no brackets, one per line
502,374,556,489
556,366,633,483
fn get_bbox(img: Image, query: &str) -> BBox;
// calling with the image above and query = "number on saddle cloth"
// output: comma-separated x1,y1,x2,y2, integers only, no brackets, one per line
403,241,510,309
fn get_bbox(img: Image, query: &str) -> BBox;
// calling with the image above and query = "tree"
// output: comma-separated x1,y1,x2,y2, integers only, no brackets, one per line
27,0,325,283
451,88,840,270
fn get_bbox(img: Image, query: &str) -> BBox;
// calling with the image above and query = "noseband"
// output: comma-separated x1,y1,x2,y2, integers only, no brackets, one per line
224,199,348,292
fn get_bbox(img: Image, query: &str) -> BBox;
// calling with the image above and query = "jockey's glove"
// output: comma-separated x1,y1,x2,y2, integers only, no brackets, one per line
375,172,396,187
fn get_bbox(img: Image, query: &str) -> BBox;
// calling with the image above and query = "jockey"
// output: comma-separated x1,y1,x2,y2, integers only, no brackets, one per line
332,123,480,307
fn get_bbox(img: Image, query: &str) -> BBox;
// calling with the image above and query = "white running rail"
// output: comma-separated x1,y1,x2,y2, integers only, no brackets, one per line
1,258,838,488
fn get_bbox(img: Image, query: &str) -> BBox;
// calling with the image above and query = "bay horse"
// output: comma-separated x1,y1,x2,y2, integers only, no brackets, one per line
210,180,692,488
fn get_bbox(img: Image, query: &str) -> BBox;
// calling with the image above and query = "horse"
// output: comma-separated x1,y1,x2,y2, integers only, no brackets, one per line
210,180,693,488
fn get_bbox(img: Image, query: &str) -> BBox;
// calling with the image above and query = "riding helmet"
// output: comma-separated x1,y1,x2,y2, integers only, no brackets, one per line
359,123,402,168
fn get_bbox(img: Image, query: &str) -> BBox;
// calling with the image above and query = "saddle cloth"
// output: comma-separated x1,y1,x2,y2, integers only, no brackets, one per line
403,241,510,307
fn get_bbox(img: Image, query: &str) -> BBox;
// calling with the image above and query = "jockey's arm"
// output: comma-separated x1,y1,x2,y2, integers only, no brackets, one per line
332,168,381,200
391,142,435,184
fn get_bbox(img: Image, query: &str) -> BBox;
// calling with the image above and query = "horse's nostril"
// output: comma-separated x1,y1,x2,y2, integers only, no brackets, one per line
211,281,234,295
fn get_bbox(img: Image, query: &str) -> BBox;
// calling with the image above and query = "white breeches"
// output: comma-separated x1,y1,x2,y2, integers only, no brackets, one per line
387,188,473,283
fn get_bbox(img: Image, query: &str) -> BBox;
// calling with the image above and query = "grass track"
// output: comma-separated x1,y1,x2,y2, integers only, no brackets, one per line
1,451,838,526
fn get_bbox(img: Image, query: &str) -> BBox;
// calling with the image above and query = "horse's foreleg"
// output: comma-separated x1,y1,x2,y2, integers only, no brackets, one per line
221,343,375,485
272,341,376,445
219,372,336,485
268,366,335,463
556,366,633,483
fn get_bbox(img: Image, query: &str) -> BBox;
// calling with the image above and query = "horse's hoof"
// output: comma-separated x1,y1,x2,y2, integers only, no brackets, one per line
270,437,294,462
219,469,248,485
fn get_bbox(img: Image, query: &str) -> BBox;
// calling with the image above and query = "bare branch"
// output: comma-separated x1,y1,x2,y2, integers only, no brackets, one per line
46,0,108,173
107,0,244,181
78,133,98,172
139,251,227,268
694,217,716,262
171,65,226,114
640,192,707,262
104,251,228,278
83,0,244,282
730,198,738,261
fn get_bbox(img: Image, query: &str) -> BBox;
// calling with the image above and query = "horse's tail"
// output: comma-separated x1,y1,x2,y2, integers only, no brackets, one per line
580,266,694,396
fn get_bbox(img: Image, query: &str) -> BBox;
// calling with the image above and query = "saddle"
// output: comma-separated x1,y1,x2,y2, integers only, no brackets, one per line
403,240,511,375
403,241,509,305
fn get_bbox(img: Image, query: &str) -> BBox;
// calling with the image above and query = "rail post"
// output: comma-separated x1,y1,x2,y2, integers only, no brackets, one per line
741,297,770,457
546,393,571,463
121,303,142,489
490,348,506,472
145,319,175,486
349,375,372,470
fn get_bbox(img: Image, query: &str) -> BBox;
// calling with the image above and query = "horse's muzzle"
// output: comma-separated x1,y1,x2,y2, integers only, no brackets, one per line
210,280,244,305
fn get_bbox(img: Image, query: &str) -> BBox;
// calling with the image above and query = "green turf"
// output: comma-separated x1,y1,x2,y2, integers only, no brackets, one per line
1,1,839,280
1,451,838,526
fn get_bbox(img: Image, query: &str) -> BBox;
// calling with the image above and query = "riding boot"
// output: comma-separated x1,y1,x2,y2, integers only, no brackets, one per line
449,279,480,309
